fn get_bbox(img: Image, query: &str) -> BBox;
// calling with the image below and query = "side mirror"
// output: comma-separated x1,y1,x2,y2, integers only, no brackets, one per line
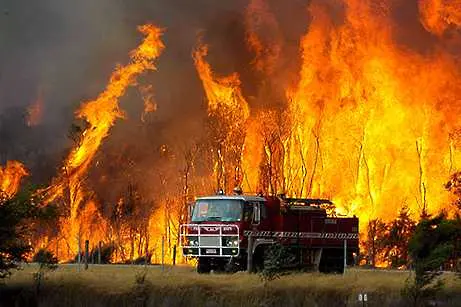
187,203,195,221
253,204,261,224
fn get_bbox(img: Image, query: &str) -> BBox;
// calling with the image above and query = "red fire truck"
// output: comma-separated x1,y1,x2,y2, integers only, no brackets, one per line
180,190,359,273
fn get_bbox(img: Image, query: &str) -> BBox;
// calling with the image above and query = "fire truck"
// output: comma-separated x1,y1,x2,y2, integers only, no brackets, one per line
180,189,359,273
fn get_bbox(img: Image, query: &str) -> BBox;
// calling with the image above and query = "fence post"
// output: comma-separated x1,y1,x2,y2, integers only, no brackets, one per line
161,235,165,272
77,236,81,272
98,241,102,264
343,239,347,273
84,240,89,270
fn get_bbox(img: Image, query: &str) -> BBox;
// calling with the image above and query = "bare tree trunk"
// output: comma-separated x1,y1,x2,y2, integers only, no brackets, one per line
362,153,374,211
307,132,321,197
298,146,308,197
355,143,364,190
144,224,150,261
129,227,135,262
217,147,224,191
416,139,427,217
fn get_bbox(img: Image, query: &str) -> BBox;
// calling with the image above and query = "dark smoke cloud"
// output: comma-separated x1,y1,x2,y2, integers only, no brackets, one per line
3,0,454,195
0,0,133,180
0,0,251,184
0,0,311,190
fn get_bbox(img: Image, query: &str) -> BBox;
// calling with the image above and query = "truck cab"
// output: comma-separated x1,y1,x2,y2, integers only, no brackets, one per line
180,194,264,273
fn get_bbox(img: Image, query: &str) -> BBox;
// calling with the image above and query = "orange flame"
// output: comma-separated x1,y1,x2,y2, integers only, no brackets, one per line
140,84,157,122
0,161,28,199
237,0,461,229
419,0,461,35
193,43,250,191
43,24,164,206
193,44,250,118
285,1,461,224
37,24,165,260
28,1,461,264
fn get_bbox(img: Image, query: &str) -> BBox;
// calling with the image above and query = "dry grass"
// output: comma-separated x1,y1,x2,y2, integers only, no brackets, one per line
1,264,461,306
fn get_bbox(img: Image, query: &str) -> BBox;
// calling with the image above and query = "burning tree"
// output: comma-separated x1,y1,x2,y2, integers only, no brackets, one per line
381,206,416,268
446,172,461,210
32,24,165,261
363,206,416,268
194,43,250,193
254,110,290,195
106,184,155,263
364,218,387,267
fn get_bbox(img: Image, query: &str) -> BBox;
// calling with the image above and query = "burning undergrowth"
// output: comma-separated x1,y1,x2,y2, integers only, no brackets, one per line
0,0,460,263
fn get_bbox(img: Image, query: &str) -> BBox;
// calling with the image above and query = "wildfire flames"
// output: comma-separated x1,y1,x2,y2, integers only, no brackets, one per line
194,44,250,191
34,24,165,261
419,0,461,35
4,0,461,263
0,161,28,199
190,0,461,235
235,0,461,227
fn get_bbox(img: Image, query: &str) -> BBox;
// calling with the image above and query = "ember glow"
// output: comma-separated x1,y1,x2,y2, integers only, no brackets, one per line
0,161,28,199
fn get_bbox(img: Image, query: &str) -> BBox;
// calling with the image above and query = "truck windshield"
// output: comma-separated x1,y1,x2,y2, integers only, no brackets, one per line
191,199,242,222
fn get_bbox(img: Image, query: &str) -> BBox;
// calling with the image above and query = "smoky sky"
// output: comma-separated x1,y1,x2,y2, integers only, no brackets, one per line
0,0,250,179
0,0,457,188
0,0,308,182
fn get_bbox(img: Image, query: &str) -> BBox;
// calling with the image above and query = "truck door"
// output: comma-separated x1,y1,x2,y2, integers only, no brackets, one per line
311,217,324,247
251,202,261,225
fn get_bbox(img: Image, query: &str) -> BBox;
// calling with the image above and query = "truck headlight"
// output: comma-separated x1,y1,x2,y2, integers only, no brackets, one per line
187,237,198,246
223,237,239,247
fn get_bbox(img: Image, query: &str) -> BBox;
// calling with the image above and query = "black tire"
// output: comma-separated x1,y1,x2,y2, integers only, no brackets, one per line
252,247,265,272
224,260,239,273
197,258,211,274
319,250,345,274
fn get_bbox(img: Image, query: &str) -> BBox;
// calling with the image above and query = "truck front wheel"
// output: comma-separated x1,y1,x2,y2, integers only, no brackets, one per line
197,258,211,274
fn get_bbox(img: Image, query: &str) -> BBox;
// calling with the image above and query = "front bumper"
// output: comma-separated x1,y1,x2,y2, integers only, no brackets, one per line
180,224,240,257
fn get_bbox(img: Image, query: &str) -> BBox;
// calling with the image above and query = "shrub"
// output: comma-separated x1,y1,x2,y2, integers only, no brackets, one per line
32,249,58,295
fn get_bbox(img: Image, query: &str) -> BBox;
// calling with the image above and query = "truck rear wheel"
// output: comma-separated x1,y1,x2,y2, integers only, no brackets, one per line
197,258,211,274
319,249,344,274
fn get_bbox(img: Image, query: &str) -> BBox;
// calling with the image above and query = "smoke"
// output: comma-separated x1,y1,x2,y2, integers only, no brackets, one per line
1,0,460,199
0,0,249,184
0,0,132,181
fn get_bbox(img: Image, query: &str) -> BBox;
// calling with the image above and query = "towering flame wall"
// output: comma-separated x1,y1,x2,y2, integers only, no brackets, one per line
194,0,461,229
237,0,461,227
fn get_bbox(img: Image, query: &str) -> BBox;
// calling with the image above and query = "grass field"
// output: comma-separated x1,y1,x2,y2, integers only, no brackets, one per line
1,264,461,306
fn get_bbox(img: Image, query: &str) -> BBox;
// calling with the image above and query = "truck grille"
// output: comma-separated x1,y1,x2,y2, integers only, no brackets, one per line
180,224,240,257
200,236,220,247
